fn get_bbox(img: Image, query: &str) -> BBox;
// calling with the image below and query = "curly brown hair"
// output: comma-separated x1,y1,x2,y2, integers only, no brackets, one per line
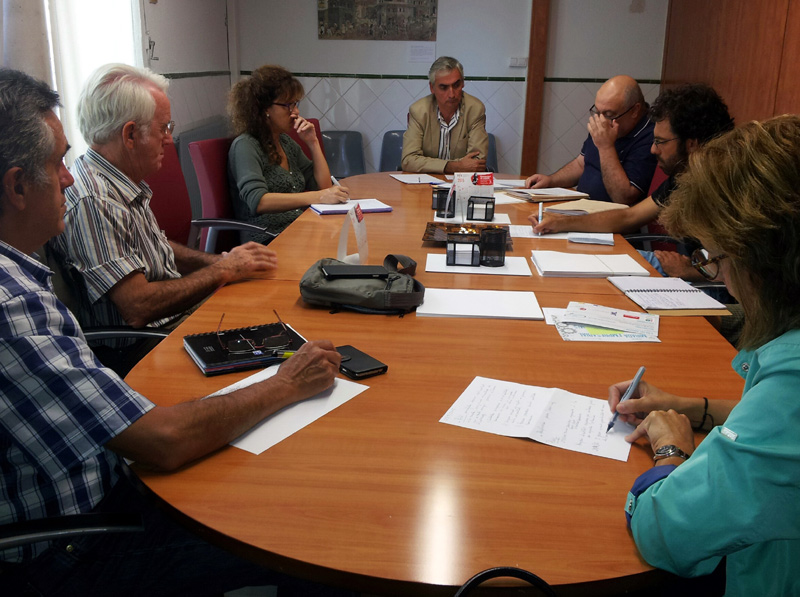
661,115,800,349
228,65,304,165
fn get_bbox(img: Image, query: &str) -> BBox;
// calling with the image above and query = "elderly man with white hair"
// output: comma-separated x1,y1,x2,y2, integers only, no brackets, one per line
49,64,277,373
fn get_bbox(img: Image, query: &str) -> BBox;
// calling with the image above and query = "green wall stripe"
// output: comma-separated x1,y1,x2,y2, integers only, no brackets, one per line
161,72,661,86
163,71,230,79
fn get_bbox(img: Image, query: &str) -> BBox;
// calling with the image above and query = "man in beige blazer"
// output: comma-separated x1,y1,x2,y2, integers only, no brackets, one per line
401,56,489,173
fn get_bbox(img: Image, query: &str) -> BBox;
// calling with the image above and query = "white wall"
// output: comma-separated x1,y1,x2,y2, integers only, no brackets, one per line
142,0,230,136
546,0,669,79
236,0,533,77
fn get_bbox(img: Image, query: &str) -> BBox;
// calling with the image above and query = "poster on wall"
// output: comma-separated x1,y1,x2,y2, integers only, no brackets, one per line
318,0,437,41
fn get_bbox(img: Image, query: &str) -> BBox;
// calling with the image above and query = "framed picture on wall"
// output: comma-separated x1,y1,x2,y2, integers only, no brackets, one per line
318,0,437,41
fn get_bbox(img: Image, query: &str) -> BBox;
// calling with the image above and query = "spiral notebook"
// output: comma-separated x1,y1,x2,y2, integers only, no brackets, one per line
608,276,729,315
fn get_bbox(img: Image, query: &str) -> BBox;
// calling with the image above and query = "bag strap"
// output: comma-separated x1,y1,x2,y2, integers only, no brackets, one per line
383,254,417,276
454,566,556,597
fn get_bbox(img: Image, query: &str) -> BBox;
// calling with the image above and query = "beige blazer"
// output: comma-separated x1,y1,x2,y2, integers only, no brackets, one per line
401,93,488,173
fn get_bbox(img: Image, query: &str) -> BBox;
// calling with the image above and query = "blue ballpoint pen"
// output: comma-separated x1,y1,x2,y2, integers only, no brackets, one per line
606,365,646,433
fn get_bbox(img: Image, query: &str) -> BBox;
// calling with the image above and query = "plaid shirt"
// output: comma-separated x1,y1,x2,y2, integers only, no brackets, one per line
48,148,182,331
0,241,154,562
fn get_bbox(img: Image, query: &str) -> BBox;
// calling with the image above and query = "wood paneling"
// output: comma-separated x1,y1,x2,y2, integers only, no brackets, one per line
775,0,800,115
521,0,550,175
661,0,790,123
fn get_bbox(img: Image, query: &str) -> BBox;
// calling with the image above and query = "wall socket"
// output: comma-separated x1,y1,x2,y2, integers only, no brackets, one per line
509,57,528,68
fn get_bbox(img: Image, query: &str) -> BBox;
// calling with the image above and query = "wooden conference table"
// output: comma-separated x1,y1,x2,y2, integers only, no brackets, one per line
126,174,744,596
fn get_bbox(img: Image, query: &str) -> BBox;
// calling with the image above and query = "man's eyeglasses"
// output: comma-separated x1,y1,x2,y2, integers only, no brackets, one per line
216,310,291,354
589,103,636,121
653,136,679,147
273,101,300,112
161,121,176,136
691,248,728,281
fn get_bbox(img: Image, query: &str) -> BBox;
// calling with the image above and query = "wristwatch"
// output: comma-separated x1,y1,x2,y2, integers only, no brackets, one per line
653,444,691,463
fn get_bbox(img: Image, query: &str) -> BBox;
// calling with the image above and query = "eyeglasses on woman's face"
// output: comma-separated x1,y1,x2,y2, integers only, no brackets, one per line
691,248,728,281
273,101,300,112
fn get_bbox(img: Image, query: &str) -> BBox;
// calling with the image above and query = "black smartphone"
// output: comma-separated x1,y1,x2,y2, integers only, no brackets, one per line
336,345,388,379
322,265,390,280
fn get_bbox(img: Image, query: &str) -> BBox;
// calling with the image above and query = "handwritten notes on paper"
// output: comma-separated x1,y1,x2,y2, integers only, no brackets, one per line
440,377,634,461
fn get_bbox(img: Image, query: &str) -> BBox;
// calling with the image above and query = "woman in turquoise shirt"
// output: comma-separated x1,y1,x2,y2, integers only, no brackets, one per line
609,115,800,596
227,65,349,242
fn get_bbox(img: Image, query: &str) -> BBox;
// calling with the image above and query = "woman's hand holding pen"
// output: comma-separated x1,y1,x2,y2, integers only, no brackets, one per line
317,185,350,204
608,380,695,448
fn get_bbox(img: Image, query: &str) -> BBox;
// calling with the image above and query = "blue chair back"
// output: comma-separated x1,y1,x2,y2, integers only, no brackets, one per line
321,131,365,178
379,130,405,171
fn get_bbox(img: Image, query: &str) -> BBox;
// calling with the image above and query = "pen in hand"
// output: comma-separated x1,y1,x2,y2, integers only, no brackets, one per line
538,202,543,236
331,175,341,186
606,366,646,433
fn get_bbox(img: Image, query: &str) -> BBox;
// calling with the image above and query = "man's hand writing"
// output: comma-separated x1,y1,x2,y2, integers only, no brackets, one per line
274,340,341,401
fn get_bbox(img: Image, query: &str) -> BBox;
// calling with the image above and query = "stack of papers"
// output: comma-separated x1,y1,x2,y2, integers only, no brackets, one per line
504,188,589,202
530,250,649,277
310,199,392,215
545,199,629,215
415,288,544,320
543,302,660,343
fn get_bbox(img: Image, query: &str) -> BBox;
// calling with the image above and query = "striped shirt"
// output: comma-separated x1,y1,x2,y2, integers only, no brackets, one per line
48,148,182,331
0,240,154,563
437,107,461,161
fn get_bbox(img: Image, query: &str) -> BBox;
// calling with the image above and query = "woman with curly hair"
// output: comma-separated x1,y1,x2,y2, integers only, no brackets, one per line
227,65,349,242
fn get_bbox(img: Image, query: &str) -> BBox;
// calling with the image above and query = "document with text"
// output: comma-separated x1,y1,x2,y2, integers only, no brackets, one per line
440,376,634,461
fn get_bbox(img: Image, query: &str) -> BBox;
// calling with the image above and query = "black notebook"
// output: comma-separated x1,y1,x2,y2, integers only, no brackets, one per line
184,322,306,376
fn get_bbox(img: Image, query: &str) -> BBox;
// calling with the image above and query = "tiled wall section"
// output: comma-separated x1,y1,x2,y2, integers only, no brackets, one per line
166,75,660,176
537,81,661,175
296,76,528,175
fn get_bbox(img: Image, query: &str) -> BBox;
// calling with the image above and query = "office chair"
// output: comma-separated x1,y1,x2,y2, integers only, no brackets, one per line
379,130,405,171
146,142,194,246
0,512,143,593
188,138,275,252
286,117,324,160
454,566,556,596
147,140,266,253
321,130,366,178
486,133,499,173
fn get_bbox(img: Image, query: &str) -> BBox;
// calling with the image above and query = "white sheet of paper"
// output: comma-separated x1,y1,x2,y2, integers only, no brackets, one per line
494,179,527,187
416,288,544,320
390,173,442,184
542,307,566,325
440,376,633,461
433,212,512,224
207,367,369,455
509,225,572,239
493,193,527,205
425,253,532,276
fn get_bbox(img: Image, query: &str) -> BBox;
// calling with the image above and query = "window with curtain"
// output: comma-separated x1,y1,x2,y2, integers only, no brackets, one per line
1,0,141,164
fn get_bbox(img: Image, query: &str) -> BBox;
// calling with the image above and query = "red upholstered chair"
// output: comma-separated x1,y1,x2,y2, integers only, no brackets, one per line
188,138,273,253
286,117,324,159
624,166,678,251
146,142,193,245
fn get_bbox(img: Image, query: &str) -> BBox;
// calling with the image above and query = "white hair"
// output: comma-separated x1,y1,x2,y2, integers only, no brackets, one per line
78,63,169,145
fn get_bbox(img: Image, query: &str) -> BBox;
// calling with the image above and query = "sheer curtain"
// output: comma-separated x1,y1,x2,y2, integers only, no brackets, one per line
1,0,141,164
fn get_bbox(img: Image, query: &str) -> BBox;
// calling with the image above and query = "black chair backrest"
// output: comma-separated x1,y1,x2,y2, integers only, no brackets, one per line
454,566,556,597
